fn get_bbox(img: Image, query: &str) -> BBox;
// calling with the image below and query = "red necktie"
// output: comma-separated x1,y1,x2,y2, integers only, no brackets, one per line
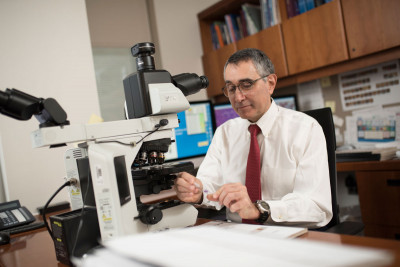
243,124,261,224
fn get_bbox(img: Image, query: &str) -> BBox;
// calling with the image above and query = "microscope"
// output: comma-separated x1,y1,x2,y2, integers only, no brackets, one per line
0,42,208,244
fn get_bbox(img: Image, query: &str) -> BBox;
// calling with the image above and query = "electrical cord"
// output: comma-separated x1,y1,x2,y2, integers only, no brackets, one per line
136,119,169,145
42,179,76,240
71,165,93,258
95,119,169,146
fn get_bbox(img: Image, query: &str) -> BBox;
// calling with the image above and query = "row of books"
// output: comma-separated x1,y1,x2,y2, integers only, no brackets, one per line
286,0,332,19
210,1,281,50
210,0,333,50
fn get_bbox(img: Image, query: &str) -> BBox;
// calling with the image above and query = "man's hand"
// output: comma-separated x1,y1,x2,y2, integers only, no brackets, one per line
174,172,203,204
207,183,260,220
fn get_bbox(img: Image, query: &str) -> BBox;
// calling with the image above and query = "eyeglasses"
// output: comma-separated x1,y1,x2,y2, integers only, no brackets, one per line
222,75,269,97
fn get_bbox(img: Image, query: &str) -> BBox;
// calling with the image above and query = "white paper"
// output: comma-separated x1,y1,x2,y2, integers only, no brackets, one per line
344,106,400,147
85,226,394,267
339,60,400,111
297,80,324,111
202,220,307,239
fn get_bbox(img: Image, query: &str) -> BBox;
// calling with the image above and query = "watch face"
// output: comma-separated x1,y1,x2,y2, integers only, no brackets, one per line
256,200,270,213
260,201,269,210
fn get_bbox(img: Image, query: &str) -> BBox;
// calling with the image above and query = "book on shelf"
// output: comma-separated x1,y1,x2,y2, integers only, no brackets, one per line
286,0,330,19
213,22,225,48
210,24,219,50
286,0,300,18
261,0,281,29
208,0,284,50
224,14,242,43
222,23,231,44
242,3,262,35
298,0,307,14
239,9,249,37
235,15,245,40
314,0,325,7
305,0,315,11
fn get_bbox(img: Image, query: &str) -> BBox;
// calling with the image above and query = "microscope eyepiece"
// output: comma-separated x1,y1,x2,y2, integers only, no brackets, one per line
172,73,209,96
199,75,209,89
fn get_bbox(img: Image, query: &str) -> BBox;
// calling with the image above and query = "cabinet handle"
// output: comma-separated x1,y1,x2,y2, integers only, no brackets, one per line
387,179,400,187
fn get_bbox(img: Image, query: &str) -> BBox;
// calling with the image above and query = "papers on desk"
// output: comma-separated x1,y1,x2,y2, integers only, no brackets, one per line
203,220,308,239
336,146,398,162
76,225,393,267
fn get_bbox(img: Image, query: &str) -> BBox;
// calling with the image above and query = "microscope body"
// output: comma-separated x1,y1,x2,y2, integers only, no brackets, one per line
33,113,198,241
2,42,207,244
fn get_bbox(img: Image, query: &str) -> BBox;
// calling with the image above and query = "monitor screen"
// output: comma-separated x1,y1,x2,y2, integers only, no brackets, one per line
273,95,298,110
165,101,215,161
213,102,239,128
213,95,298,128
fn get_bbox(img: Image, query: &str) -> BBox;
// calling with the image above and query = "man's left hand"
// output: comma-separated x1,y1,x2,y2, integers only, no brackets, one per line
206,183,260,220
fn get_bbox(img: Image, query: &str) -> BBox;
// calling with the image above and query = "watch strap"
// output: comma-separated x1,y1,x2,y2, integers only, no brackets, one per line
255,200,270,224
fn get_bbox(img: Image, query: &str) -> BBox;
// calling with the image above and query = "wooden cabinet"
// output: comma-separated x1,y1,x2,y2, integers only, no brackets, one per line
337,160,400,240
202,44,236,97
342,0,400,59
198,0,400,99
282,0,348,74
236,24,288,78
356,170,400,240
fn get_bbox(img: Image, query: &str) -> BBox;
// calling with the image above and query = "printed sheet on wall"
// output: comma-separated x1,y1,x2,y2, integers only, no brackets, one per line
339,60,400,111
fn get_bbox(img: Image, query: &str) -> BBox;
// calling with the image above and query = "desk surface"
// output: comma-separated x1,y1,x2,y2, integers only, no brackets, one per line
1,219,400,267
337,159,400,172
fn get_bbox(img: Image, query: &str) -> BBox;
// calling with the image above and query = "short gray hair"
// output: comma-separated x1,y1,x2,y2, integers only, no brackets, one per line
224,48,275,79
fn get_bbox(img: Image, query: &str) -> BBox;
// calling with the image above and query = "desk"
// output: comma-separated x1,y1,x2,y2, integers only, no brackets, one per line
1,218,400,267
337,160,400,239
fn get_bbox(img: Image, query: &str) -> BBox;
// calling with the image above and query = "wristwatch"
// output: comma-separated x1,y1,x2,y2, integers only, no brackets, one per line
255,200,270,224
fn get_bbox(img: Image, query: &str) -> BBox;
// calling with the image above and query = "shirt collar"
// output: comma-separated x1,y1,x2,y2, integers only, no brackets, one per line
247,100,278,136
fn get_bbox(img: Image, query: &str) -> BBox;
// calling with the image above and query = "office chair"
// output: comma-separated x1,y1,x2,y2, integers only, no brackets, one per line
303,107,364,235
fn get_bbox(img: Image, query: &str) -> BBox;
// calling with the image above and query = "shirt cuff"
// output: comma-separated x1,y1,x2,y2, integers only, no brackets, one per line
267,200,288,222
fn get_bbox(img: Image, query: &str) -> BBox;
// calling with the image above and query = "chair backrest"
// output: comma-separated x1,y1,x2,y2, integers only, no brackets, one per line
303,107,340,229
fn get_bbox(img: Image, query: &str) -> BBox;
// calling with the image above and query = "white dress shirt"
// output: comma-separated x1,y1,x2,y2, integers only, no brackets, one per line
197,101,333,228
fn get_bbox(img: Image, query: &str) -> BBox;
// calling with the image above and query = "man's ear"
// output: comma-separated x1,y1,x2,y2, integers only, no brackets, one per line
267,74,278,95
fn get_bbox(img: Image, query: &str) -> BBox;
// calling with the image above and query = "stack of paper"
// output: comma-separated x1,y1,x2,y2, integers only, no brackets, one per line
336,146,398,162
76,225,393,267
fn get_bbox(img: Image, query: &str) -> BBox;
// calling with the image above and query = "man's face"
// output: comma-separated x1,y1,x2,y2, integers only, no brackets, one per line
224,60,277,122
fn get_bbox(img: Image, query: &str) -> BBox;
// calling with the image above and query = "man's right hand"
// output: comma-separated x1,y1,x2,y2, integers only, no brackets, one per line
174,172,203,204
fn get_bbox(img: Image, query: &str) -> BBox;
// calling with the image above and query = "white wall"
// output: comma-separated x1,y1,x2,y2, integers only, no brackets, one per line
149,0,219,102
0,0,100,213
85,0,152,121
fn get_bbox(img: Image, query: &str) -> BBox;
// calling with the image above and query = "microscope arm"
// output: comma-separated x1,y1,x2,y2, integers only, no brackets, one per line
31,114,179,148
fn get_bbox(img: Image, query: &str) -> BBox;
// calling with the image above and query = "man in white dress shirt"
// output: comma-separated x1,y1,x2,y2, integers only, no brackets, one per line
175,48,332,228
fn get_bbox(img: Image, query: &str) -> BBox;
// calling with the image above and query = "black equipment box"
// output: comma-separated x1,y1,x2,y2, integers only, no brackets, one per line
50,207,100,266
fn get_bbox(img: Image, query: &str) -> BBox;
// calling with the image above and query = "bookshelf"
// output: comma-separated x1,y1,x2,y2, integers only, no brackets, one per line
198,0,400,100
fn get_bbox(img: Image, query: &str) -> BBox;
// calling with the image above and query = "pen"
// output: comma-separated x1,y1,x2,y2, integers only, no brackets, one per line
194,182,208,194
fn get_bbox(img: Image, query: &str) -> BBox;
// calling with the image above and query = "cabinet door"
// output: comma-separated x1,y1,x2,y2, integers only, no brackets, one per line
202,43,236,98
342,0,400,59
364,224,400,240
356,171,400,228
282,0,348,74
236,24,288,78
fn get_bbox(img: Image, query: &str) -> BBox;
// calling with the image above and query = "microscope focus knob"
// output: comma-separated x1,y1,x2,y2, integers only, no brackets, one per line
152,184,161,194
140,207,163,225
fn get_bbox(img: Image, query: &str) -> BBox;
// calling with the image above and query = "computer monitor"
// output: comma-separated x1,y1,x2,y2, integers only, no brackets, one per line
213,102,239,128
212,95,298,128
273,94,298,110
165,100,215,161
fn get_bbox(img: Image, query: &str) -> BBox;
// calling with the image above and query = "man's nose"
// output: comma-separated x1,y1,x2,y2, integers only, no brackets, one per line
233,88,245,102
